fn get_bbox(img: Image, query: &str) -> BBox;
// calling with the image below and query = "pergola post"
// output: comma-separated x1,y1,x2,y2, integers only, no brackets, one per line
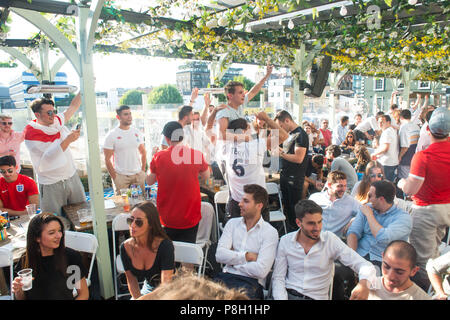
12,1,114,299
328,70,347,130
210,53,229,106
401,67,421,108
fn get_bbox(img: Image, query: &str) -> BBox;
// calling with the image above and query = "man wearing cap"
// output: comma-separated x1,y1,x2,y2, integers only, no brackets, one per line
398,106,450,291
146,121,210,243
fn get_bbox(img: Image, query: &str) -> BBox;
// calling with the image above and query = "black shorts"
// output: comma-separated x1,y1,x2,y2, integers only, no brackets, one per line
163,223,199,243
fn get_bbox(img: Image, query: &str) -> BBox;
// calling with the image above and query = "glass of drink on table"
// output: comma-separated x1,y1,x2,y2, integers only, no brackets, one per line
120,188,130,212
26,204,36,219
77,209,92,227
18,268,33,291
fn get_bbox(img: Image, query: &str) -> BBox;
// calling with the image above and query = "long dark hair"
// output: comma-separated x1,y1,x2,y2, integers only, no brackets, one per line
132,201,170,252
22,213,67,276
355,161,384,203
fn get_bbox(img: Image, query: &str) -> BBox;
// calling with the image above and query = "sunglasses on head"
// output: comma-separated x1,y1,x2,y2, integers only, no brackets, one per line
126,216,144,227
369,173,383,178
0,169,14,174
1,122,12,125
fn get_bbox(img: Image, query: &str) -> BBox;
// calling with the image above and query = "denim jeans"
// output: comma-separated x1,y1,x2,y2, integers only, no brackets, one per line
383,165,398,182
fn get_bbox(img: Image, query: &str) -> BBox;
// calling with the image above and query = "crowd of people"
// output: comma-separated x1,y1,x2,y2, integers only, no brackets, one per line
1,66,449,300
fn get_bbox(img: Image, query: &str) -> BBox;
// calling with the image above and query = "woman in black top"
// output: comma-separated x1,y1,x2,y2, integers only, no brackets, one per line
12,213,89,300
120,201,174,299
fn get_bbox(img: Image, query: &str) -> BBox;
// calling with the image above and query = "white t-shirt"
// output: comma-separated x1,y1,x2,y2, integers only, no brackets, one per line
103,126,144,175
399,121,420,148
416,123,431,152
355,116,380,133
215,94,249,122
378,127,399,166
217,137,266,202
368,277,431,300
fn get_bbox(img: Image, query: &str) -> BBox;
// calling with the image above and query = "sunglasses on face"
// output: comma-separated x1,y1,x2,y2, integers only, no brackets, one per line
0,169,14,174
1,122,12,125
369,173,384,178
44,110,57,116
126,216,144,228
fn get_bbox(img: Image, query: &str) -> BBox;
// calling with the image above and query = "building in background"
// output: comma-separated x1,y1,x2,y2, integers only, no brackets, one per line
0,84,14,110
176,61,210,95
8,71,69,108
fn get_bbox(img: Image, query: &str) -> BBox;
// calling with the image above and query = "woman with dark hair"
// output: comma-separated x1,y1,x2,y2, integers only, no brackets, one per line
12,213,89,300
340,130,356,154
120,201,174,299
354,145,372,175
351,161,384,204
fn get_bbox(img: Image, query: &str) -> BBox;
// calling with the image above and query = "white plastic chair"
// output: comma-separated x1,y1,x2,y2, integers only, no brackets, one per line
173,241,205,277
214,190,229,242
112,213,131,300
64,231,98,288
265,182,287,235
196,202,214,273
0,247,13,300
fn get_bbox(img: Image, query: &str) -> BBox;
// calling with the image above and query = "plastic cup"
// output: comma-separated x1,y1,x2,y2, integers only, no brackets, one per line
77,208,92,226
18,268,33,291
26,204,36,218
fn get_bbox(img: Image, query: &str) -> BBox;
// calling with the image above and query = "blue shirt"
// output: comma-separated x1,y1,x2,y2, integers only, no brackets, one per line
347,204,412,262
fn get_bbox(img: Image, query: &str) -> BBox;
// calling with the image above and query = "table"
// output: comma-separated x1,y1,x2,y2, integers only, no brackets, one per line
62,195,128,232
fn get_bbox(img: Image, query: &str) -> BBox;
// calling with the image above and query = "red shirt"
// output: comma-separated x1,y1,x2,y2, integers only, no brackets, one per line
150,145,209,229
0,174,39,211
320,128,332,147
409,141,450,206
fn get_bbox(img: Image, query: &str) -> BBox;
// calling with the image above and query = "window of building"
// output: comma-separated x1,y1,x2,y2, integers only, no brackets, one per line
374,78,384,91
418,81,430,89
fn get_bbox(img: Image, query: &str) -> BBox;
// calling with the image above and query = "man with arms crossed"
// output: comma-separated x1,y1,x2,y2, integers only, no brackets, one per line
104,105,147,194
271,199,376,300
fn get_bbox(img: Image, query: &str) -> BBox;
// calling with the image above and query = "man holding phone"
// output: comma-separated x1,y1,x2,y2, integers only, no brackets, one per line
24,92,86,215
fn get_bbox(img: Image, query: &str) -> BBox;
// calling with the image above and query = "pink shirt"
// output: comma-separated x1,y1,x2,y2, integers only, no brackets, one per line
0,131,25,172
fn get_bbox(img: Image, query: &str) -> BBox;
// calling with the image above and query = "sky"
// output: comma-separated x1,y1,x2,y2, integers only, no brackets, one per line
0,9,261,92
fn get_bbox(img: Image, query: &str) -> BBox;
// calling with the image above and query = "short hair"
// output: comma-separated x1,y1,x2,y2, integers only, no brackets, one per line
0,155,16,167
312,154,324,167
384,240,418,268
355,113,362,119
326,145,341,158
371,180,396,204
327,170,347,184
116,105,130,116
224,81,244,96
139,271,249,300
400,109,411,120
340,116,349,123
376,111,385,118
381,115,391,123
295,199,322,220
425,110,434,123
274,110,293,122
178,105,193,121
30,98,55,113
228,118,248,131
0,114,12,121
390,104,398,111
243,184,268,210
193,111,200,116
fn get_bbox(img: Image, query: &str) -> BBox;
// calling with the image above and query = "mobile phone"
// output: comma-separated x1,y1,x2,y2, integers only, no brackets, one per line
76,122,82,130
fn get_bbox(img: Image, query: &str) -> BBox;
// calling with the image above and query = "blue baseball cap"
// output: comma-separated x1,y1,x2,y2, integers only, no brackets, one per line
428,107,450,136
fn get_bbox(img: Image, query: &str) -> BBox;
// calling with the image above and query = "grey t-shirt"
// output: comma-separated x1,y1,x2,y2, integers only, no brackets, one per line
215,94,249,122
330,157,358,191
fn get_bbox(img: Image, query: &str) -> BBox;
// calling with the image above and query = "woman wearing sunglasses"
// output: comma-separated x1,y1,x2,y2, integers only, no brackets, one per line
340,130,356,154
12,213,89,300
351,161,385,204
120,201,174,299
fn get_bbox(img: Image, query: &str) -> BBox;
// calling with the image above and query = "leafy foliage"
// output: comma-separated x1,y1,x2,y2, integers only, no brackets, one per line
147,84,183,105
119,89,144,105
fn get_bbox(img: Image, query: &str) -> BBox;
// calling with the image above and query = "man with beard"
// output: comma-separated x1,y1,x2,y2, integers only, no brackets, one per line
0,114,24,173
215,184,278,299
309,171,361,238
368,240,430,300
104,105,147,194
271,199,376,300
347,180,412,269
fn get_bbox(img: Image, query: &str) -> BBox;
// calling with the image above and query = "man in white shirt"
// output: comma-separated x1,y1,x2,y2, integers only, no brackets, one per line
217,113,288,219
160,105,194,150
24,93,85,215
332,116,349,146
398,109,420,180
103,105,147,195
372,115,399,182
309,170,361,238
271,199,376,300
368,240,431,300
216,64,273,142
215,184,279,299
354,112,384,143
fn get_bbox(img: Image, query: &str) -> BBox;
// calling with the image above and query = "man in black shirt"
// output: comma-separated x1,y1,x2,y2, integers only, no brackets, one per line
274,111,309,231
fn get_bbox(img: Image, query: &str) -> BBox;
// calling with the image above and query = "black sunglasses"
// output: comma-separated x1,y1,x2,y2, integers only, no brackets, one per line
45,110,57,116
0,169,14,174
126,216,144,228
1,122,12,125
369,173,384,178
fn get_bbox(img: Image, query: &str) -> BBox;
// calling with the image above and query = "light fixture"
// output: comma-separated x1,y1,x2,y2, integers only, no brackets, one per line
288,19,294,29
339,6,347,16
408,0,417,5
328,89,354,95
27,84,78,94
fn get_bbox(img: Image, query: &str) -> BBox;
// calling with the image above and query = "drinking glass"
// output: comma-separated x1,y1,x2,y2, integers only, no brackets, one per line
18,268,33,291
26,204,36,218
77,208,92,226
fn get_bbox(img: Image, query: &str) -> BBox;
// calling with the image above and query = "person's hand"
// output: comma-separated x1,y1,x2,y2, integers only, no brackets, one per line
266,63,273,77
360,204,373,218
245,252,258,262
433,292,448,300
12,277,24,294
67,129,81,143
315,180,324,190
397,178,406,190
190,87,199,103
350,282,369,300
204,93,211,108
